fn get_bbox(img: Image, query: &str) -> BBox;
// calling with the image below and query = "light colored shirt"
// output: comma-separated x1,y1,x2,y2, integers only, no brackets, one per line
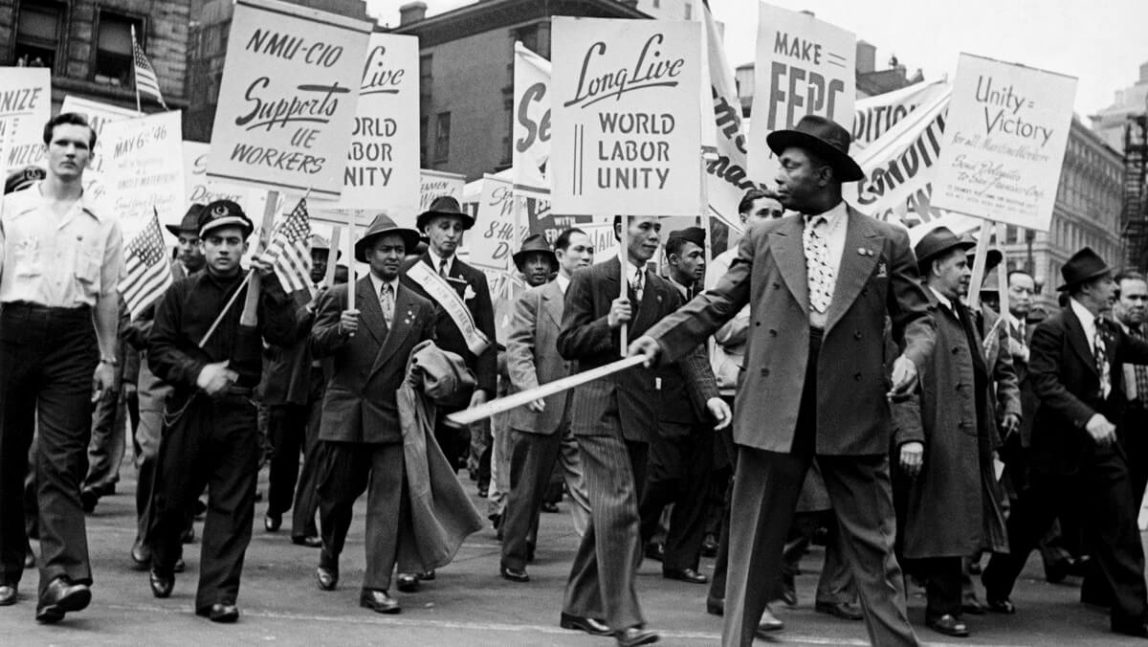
556,273,570,295
929,286,955,313
368,272,399,303
805,200,848,328
428,248,454,276
0,183,123,308
1070,298,1097,348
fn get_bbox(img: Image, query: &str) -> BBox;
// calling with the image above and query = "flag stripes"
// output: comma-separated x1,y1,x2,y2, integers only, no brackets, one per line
119,210,174,319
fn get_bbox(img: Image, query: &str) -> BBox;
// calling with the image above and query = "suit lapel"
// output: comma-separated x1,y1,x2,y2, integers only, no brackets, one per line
632,269,662,331
370,285,417,377
769,216,809,314
357,277,386,346
1064,307,1099,376
825,209,881,334
542,280,563,328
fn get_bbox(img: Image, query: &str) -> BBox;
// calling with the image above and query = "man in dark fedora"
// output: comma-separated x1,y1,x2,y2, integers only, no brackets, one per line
629,115,933,647
399,195,496,591
891,228,1015,639
146,200,298,623
982,247,1148,638
310,214,437,615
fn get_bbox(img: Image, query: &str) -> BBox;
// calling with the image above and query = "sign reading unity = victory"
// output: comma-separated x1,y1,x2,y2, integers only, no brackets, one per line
0,68,51,174
931,53,1076,231
206,0,372,200
746,3,855,182
550,17,702,217
335,33,419,212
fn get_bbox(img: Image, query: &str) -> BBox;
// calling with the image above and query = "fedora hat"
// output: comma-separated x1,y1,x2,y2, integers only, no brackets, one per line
1057,247,1111,291
167,204,207,237
354,213,421,263
914,226,976,271
512,234,557,271
766,115,864,182
416,196,475,232
199,200,253,239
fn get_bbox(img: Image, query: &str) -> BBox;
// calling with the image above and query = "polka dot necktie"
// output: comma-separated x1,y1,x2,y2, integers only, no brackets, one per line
803,215,834,314
1094,328,1110,399
379,283,394,329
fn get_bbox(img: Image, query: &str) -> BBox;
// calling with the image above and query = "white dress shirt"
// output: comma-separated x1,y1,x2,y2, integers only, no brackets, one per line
1070,297,1098,349
428,248,454,276
807,200,848,280
556,273,571,295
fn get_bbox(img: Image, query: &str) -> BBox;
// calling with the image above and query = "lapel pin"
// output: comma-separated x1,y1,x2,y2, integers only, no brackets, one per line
857,247,868,256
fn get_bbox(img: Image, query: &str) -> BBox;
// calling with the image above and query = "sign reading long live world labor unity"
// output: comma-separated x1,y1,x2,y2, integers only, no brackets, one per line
102,111,185,236
931,53,1076,231
336,33,419,211
0,68,51,175
551,17,703,216
206,0,372,200
746,3,855,182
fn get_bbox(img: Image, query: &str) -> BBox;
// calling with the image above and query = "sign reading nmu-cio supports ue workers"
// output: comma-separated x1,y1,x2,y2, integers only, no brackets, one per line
931,53,1076,232
551,17,702,216
206,0,372,200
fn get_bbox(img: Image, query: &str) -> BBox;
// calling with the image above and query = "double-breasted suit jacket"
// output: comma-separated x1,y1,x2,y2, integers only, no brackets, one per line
647,207,935,455
311,277,438,444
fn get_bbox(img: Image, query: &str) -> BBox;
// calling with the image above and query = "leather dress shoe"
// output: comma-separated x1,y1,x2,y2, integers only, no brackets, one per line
560,612,611,636
292,535,322,548
181,526,196,544
80,489,100,514
926,614,969,638
541,501,560,513
316,566,338,591
701,534,718,558
0,584,16,606
35,577,91,623
779,583,798,607
130,541,151,571
198,603,239,623
615,626,659,646
644,543,664,562
757,606,784,633
150,570,174,598
1112,619,1148,638
986,598,1016,614
417,570,435,581
705,595,723,616
396,574,419,593
1044,559,1070,584
500,564,529,583
264,513,281,532
173,558,185,574
962,599,986,615
663,567,707,584
360,589,400,614
815,601,863,621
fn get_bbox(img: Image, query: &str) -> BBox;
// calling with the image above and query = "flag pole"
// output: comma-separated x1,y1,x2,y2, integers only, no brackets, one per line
198,271,254,348
130,25,142,114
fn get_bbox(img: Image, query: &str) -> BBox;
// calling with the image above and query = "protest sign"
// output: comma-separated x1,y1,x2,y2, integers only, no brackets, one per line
853,79,950,149
746,4,855,182
848,85,951,225
206,0,372,199
700,5,762,231
513,42,552,193
931,54,1076,231
470,174,526,271
419,168,466,209
550,17,703,216
0,68,51,174
60,95,140,206
102,111,185,236
336,33,419,211
183,142,272,227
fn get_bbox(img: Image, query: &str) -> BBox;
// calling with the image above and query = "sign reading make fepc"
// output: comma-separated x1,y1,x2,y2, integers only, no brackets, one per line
551,17,702,217
746,3,855,182
0,68,51,174
206,0,371,200
336,33,419,211
931,54,1076,232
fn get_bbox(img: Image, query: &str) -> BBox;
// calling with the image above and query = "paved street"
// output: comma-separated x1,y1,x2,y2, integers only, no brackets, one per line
1,465,1145,646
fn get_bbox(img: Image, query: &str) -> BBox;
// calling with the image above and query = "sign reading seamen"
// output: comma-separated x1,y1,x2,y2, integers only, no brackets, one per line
205,0,372,200
550,16,702,216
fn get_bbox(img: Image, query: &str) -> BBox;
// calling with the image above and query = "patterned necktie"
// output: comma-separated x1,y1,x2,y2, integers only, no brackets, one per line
1127,327,1148,402
803,215,834,313
1094,327,1111,399
379,283,394,329
438,260,448,278
630,269,644,303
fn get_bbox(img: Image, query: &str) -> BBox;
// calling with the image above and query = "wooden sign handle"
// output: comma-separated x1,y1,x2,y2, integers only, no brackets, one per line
241,190,279,327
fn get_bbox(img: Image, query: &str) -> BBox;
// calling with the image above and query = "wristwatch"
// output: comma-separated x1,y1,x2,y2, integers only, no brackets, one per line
99,356,119,366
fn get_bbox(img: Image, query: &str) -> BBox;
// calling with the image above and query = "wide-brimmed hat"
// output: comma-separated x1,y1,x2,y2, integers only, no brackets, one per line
355,213,421,262
1057,247,1111,291
512,234,557,271
416,196,475,232
914,226,976,271
199,200,253,238
167,204,206,237
311,233,331,251
4,166,45,195
766,115,864,182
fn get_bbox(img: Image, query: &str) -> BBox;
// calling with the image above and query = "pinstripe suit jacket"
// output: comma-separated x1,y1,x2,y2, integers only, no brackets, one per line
557,256,714,443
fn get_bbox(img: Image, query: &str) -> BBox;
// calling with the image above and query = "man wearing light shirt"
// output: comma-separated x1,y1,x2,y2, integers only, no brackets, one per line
0,113,123,622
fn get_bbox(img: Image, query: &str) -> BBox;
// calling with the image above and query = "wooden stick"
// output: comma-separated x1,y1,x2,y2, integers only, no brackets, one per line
619,215,628,357
995,222,1010,318
240,190,279,327
447,356,646,426
325,225,341,289
966,219,992,312
198,271,253,348
345,210,356,311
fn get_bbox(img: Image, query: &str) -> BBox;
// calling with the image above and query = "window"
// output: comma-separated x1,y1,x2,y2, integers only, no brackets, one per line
434,112,451,164
94,11,145,87
419,54,432,94
13,2,64,69
420,116,429,166
684,3,692,19
516,24,540,54
1006,225,1018,245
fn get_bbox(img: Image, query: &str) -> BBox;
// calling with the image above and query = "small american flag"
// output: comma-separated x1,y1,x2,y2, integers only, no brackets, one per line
131,27,168,109
119,209,174,319
259,198,313,295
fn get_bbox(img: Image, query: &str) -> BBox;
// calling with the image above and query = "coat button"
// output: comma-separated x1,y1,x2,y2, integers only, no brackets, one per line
854,372,862,381
769,329,777,337
861,288,868,296
773,282,781,289
854,331,862,340
761,368,770,377
755,321,761,327
952,347,960,354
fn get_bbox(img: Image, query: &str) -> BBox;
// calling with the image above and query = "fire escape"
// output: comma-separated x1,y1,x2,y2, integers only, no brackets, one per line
1122,113,1148,271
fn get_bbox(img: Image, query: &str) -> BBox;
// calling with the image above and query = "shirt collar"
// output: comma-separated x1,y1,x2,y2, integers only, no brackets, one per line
626,259,645,284
929,286,954,312
368,271,399,296
556,273,570,294
34,181,102,221
428,248,453,274
1070,297,1096,334
805,200,847,226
